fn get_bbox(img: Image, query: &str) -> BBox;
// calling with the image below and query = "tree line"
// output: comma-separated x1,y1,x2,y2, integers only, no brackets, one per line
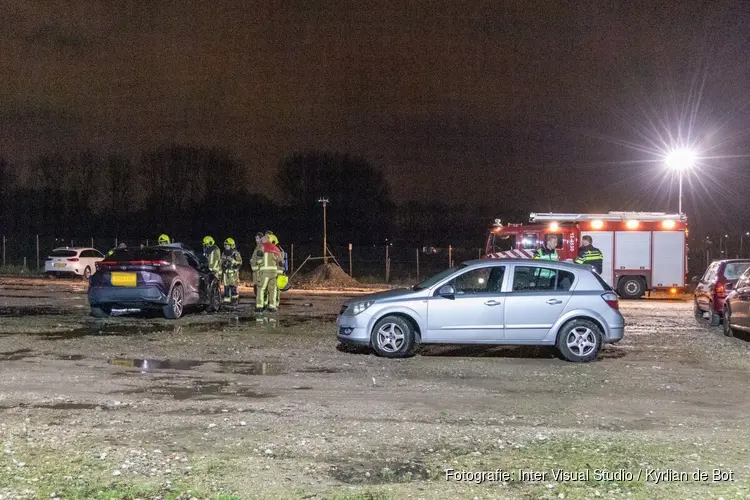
0,146,502,247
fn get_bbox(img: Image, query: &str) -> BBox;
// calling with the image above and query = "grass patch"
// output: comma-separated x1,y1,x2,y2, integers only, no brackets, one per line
427,435,750,499
0,265,41,275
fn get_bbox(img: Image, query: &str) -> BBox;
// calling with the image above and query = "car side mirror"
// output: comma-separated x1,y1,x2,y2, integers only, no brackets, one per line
690,275,699,284
725,282,734,291
437,284,456,298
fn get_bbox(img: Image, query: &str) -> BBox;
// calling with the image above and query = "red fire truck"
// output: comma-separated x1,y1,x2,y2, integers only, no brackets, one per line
484,212,688,299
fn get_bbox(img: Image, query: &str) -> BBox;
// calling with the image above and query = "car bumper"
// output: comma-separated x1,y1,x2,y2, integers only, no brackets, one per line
336,313,371,345
88,285,168,308
45,266,83,275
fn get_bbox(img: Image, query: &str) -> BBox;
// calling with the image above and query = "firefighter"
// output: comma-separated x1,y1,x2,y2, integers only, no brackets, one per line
158,234,171,245
533,234,559,261
221,237,242,304
202,236,222,276
267,233,285,310
574,235,604,274
250,232,264,297
256,235,282,313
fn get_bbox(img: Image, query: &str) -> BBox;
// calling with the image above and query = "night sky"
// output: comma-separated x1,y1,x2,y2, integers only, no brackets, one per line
2,1,750,232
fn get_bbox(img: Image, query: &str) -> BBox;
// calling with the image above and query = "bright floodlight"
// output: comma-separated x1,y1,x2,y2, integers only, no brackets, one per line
665,148,696,170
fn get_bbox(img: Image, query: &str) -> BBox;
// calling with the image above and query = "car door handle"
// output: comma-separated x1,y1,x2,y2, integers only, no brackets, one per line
484,300,502,306
546,299,562,305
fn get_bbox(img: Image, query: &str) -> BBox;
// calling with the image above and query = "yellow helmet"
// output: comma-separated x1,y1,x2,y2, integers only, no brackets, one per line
224,237,236,249
202,236,215,247
158,234,171,245
268,234,279,245
276,274,289,290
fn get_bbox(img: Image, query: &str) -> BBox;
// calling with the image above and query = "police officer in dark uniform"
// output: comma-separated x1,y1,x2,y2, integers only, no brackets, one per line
575,235,604,274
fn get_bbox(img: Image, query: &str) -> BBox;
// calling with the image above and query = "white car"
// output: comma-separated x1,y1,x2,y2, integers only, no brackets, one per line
44,247,105,279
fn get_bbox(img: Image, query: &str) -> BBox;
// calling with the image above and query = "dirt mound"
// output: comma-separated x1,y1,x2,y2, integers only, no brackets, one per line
293,263,360,289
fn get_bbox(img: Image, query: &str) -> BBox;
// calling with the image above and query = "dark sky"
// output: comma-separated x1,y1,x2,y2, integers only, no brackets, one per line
2,0,750,230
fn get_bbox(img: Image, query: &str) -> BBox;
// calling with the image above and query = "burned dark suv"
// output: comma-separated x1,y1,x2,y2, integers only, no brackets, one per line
87,244,221,319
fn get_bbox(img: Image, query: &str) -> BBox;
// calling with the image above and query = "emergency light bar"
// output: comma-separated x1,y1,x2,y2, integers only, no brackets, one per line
529,212,686,222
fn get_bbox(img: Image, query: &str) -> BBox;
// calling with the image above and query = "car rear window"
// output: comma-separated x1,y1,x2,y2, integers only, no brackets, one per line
50,250,77,257
723,262,750,280
104,248,172,262
592,272,613,291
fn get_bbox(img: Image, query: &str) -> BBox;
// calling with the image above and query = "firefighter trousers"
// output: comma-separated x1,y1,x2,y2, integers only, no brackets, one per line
256,271,278,310
223,269,239,303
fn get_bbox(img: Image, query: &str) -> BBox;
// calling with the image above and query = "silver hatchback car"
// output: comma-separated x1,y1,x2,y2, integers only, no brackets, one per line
337,259,624,362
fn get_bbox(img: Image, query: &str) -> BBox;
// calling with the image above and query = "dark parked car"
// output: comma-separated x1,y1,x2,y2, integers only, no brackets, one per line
722,266,750,337
693,259,750,326
88,245,221,319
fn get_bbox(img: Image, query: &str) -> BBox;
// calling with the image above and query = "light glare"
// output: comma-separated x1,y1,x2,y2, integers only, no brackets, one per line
665,148,697,170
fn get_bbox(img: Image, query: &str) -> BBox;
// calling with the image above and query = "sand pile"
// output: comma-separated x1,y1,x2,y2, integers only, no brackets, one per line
293,263,360,289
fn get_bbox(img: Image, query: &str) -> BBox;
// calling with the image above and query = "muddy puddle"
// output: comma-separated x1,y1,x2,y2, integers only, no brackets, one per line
328,460,431,484
117,379,275,400
0,306,70,317
109,357,293,376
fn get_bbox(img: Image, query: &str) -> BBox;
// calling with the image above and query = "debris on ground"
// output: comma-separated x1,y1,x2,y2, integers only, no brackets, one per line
292,263,360,289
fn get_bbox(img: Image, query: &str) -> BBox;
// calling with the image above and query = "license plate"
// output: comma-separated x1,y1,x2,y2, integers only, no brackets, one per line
54,263,66,268
111,272,137,287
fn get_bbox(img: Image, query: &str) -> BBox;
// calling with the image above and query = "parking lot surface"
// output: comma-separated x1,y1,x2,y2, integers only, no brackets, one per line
1,277,749,499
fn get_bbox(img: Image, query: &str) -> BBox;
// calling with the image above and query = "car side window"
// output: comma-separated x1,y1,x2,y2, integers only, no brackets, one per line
512,265,559,292
702,263,719,282
79,250,92,258
556,270,575,291
185,252,202,270
173,251,189,267
93,250,104,258
446,267,498,295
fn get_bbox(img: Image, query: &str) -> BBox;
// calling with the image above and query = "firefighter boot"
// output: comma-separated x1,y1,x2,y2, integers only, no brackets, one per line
231,285,239,305
222,285,232,304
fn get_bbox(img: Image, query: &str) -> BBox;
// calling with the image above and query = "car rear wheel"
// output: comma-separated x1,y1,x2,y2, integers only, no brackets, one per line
370,315,416,358
207,282,221,313
618,276,645,299
90,306,111,318
709,303,721,327
723,307,735,337
163,284,184,319
83,266,92,280
556,319,602,362
693,300,704,320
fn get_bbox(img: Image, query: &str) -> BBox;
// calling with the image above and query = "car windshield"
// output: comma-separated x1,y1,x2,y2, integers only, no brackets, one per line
104,247,171,262
412,264,467,290
50,250,77,257
724,262,750,280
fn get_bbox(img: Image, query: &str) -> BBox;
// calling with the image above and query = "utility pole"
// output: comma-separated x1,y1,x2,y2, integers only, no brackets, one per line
318,197,330,264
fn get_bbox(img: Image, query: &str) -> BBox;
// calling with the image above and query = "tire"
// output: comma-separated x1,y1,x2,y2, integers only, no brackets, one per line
207,282,221,313
618,276,645,299
163,284,184,319
370,315,416,358
556,319,602,362
90,306,111,318
83,266,92,280
693,300,704,320
709,303,721,327
723,307,735,337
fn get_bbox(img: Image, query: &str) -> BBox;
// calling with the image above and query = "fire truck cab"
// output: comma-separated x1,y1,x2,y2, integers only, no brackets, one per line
484,212,688,299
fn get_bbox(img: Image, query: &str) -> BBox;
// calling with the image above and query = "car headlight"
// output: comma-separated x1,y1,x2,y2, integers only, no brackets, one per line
351,301,374,315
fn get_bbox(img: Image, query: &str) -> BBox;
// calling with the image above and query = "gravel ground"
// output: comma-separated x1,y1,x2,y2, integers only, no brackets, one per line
1,277,750,499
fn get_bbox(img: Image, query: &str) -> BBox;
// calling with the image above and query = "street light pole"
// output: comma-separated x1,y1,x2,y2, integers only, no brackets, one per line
665,148,696,215
318,197,330,264
678,170,683,215
741,232,749,258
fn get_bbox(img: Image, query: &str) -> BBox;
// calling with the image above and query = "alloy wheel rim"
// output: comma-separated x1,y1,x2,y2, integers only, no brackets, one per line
173,287,183,316
376,323,405,353
566,327,597,357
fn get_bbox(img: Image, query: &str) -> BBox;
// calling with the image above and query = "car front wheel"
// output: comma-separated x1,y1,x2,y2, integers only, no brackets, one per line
163,284,184,319
370,315,416,358
556,319,602,362
83,266,92,280
207,282,221,313
90,306,111,318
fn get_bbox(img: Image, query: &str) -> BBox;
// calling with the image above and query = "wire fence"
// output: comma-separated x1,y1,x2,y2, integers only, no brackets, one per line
0,235,484,283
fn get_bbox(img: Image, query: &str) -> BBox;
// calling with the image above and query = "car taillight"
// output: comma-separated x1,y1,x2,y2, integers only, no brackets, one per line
602,292,619,310
127,260,170,266
67,258,79,262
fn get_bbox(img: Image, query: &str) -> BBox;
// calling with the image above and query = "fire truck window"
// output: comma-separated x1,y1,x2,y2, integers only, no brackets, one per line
543,234,564,249
492,234,516,253
521,235,537,249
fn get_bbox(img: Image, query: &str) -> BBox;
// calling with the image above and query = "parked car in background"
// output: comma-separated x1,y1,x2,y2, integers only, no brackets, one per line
87,244,221,319
721,267,750,337
693,259,750,326
336,259,624,362
44,247,105,279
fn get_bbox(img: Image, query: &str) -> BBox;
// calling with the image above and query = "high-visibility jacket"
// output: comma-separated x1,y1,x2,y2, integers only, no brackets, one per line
259,246,282,273
203,245,221,275
533,247,559,261
574,245,603,274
